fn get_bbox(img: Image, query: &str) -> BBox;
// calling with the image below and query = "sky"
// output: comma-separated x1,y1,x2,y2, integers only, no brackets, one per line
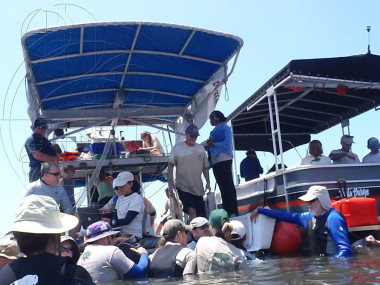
0,0,380,235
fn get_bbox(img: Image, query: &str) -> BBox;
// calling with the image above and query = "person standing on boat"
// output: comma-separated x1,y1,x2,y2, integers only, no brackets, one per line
240,148,263,181
168,124,211,222
25,118,59,182
250,185,352,258
362,137,380,163
59,164,76,209
329,135,360,164
301,140,331,165
207,111,238,216
140,131,165,156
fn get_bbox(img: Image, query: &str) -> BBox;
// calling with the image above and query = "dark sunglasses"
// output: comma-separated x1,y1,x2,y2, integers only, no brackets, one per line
308,198,318,204
47,172,60,176
37,125,47,130
141,135,147,139
61,246,73,253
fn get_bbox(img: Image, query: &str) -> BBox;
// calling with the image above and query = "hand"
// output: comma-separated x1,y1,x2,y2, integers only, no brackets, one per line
366,235,377,245
205,182,211,192
346,153,356,159
131,246,148,255
168,182,175,195
206,139,215,147
250,208,259,223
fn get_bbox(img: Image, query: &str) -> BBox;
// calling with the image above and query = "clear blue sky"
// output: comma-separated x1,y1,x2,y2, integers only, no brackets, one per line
1,0,379,235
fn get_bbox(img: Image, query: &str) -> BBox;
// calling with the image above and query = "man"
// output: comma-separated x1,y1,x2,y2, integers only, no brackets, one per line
240,148,263,181
168,124,211,221
329,135,360,164
0,241,19,271
22,162,73,214
25,118,58,182
78,221,148,283
250,185,352,258
112,171,145,238
187,217,210,250
362,137,380,163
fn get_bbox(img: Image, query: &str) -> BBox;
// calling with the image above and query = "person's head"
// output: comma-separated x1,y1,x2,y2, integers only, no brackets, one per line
9,195,78,256
208,209,229,235
85,221,120,245
140,131,152,143
113,171,134,196
308,140,323,158
246,148,257,157
159,219,191,247
229,220,247,247
0,241,19,270
190,217,210,241
340,135,354,152
41,162,61,185
62,165,75,179
299,185,332,216
60,236,80,263
184,124,200,146
367,137,380,154
32,118,48,136
53,144,62,157
209,110,226,126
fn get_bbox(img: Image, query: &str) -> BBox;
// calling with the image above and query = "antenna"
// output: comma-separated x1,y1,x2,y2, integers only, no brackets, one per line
367,26,371,53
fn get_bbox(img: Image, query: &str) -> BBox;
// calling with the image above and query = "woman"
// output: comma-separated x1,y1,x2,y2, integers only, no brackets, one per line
60,236,80,264
0,195,94,285
59,165,76,208
94,167,114,207
207,110,238,216
140,131,165,156
148,219,195,278
301,140,331,165
195,209,245,273
229,220,260,262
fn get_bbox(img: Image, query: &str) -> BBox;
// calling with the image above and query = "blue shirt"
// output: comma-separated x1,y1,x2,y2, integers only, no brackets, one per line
209,122,233,158
25,133,56,168
240,156,263,181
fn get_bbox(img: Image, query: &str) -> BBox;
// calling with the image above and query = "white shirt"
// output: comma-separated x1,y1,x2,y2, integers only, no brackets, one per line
301,155,331,165
362,152,380,163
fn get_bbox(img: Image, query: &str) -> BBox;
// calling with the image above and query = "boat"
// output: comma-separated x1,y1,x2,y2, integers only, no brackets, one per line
226,52,380,248
21,22,243,226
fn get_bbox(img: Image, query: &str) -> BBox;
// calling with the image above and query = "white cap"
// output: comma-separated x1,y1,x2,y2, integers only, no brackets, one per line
230,220,246,240
190,217,208,229
113,171,134,188
298,185,333,211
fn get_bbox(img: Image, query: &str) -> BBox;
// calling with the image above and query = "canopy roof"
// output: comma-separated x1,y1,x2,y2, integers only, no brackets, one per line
22,22,243,130
229,53,380,153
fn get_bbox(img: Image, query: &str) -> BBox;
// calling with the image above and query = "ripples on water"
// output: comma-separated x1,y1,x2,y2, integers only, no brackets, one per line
105,247,380,285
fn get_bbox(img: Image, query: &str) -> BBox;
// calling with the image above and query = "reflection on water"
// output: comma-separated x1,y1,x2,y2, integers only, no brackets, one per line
105,247,380,285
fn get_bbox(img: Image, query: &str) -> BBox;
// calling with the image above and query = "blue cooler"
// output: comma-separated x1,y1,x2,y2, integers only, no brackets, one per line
90,142,122,158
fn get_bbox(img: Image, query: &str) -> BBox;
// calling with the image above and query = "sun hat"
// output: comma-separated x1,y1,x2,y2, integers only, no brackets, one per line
85,221,120,243
113,171,134,188
340,135,354,144
7,195,78,234
162,219,191,240
298,185,333,211
208,209,229,230
367,137,380,151
230,220,246,240
0,241,19,260
190,217,208,230
185,124,200,137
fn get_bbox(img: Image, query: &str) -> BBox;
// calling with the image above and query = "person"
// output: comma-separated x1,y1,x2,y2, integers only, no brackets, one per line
22,162,73,215
148,219,196,278
168,124,211,221
78,221,148,283
250,185,352,258
59,164,76,209
60,236,80,264
301,140,332,165
329,135,360,164
94,167,114,207
112,171,145,239
187,217,210,250
0,195,94,285
0,241,19,271
362,137,380,163
25,118,59,182
195,209,246,273
143,197,157,236
161,188,183,220
139,131,165,156
240,148,263,181
207,110,238,216
229,220,259,262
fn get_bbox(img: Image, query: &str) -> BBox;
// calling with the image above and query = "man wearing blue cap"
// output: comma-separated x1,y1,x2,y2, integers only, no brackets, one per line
362,137,380,163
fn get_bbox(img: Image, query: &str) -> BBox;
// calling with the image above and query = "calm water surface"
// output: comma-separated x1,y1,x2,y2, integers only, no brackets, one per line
104,247,380,285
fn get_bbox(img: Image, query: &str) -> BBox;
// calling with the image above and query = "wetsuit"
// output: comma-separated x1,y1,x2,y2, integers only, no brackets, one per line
148,244,184,278
258,208,352,257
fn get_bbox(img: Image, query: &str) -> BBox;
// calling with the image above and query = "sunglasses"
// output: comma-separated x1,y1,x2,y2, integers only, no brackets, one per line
195,224,209,230
47,172,61,176
61,246,73,253
308,198,318,204
141,135,147,139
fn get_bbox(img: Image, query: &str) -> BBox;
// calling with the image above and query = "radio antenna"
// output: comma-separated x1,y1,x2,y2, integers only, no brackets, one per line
367,26,371,54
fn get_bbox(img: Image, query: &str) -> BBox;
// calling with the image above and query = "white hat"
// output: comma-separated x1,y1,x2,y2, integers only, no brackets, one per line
298,185,333,211
230,220,246,240
190,217,208,229
8,195,78,234
113,171,134,188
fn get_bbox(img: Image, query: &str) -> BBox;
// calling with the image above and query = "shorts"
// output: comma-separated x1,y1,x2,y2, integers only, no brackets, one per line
176,188,206,218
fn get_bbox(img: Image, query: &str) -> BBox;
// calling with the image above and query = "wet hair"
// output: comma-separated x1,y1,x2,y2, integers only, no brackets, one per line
309,140,323,158
221,222,234,242
210,111,227,122
13,232,60,256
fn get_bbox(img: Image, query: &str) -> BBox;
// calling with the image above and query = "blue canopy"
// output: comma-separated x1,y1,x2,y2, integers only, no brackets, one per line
22,22,243,130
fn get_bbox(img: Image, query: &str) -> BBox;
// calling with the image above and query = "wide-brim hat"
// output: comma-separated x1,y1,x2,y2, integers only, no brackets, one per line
7,195,78,235
299,185,332,211
85,221,120,243
113,171,134,188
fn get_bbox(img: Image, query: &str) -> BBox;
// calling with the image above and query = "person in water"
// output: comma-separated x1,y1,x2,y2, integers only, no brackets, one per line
250,185,352,258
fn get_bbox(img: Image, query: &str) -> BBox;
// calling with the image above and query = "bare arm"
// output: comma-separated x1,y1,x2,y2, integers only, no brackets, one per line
202,167,211,192
167,163,176,194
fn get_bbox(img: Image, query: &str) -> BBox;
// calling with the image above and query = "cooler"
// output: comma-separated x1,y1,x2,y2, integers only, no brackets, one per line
90,141,122,157
332,197,379,227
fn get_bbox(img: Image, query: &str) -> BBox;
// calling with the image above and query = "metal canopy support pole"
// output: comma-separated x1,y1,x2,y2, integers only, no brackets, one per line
229,121,239,186
266,86,278,168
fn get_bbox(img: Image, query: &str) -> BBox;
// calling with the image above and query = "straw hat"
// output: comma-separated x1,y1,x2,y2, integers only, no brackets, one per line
7,195,78,234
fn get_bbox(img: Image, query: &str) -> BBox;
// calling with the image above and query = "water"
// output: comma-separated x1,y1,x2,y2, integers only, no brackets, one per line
104,247,380,284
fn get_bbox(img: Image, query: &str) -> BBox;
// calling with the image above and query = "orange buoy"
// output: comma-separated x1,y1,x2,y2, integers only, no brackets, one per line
270,222,302,255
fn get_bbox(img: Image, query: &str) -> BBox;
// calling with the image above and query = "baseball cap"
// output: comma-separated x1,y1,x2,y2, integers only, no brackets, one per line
230,220,246,240
113,171,134,188
85,221,120,243
185,124,200,137
341,135,354,144
367,137,380,151
190,217,208,229
162,219,191,240
208,209,229,230
298,185,332,211
32,118,48,129
0,241,19,260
